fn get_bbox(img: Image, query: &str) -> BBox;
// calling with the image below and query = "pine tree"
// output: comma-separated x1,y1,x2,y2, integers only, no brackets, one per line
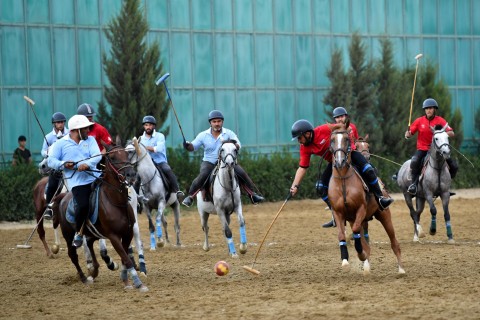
98,0,169,142
323,48,351,121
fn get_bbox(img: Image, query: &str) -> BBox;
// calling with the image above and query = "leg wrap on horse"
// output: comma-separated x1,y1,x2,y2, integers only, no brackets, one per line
339,241,348,261
353,233,363,254
446,158,458,179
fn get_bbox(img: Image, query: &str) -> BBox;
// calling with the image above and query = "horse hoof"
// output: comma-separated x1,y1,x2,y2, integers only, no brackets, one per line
138,285,149,293
140,272,147,277
112,262,119,271
230,253,239,259
341,259,349,268
202,245,210,252
239,243,247,254
416,225,426,238
51,244,60,254
363,260,371,275
413,235,420,242
429,229,436,236
85,276,94,284
89,268,99,279
447,238,455,244
157,239,165,248
149,247,156,251
398,267,406,275
124,285,133,290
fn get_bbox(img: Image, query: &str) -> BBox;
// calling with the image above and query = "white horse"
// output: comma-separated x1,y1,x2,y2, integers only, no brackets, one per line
396,124,454,243
197,140,247,258
125,137,181,250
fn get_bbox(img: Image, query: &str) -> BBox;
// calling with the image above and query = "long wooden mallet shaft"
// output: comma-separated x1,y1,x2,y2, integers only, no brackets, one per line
408,53,423,127
243,192,292,275
23,95,50,147
155,73,187,143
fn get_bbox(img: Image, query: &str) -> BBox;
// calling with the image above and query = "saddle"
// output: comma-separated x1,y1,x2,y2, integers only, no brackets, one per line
65,182,100,225
199,166,219,203
152,162,174,202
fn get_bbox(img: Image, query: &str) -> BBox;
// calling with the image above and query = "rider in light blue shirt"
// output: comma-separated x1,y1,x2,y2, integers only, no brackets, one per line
140,115,184,199
181,110,264,207
48,115,101,248
41,112,70,219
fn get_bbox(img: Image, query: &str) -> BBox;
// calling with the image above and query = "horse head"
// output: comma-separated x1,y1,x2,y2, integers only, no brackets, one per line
330,126,351,169
430,124,451,160
355,134,370,162
102,141,136,185
218,140,238,169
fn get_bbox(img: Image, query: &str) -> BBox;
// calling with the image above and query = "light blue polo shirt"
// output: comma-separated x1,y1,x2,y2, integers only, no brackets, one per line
191,127,240,164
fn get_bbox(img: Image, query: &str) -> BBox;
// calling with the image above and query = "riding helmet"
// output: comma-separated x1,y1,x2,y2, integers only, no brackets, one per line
68,115,94,130
422,98,438,109
291,119,314,140
332,107,348,118
77,103,96,116
142,115,156,125
208,110,224,122
51,112,67,123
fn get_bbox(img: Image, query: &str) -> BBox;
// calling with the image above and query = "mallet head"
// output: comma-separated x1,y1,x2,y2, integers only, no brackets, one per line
415,53,423,60
23,96,35,106
155,73,170,86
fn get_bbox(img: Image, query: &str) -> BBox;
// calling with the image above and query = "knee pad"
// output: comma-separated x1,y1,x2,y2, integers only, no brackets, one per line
315,181,328,200
361,164,377,185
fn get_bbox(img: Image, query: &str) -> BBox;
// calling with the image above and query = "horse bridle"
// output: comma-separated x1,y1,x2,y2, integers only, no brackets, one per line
432,130,451,160
126,141,158,187
330,131,351,169
104,145,134,186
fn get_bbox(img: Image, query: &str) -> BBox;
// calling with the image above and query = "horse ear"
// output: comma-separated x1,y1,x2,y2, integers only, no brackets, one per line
364,134,369,141
133,137,141,155
115,135,122,146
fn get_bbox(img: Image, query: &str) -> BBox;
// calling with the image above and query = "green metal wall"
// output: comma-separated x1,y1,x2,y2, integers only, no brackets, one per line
1,0,479,163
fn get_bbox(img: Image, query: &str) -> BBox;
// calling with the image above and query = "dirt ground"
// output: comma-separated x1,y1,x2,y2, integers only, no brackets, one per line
1,189,480,320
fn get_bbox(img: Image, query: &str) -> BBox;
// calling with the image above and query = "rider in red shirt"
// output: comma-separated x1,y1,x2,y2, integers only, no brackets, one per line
290,113,393,228
404,98,456,195
77,103,112,153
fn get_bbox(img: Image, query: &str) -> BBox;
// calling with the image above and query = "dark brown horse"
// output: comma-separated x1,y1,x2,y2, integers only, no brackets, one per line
57,143,148,291
31,176,62,257
328,125,404,275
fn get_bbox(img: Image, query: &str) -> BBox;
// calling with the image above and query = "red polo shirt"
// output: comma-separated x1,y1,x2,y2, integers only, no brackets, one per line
299,124,333,168
409,116,452,151
88,122,112,151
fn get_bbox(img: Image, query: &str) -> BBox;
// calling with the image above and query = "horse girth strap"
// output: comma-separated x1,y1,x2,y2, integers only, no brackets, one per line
333,168,369,208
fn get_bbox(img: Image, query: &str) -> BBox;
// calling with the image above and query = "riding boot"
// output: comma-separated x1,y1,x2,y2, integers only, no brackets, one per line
446,158,458,179
370,182,394,210
407,174,419,195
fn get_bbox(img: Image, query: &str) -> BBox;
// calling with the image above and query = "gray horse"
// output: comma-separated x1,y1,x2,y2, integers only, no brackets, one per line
396,124,454,243
125,137,182,250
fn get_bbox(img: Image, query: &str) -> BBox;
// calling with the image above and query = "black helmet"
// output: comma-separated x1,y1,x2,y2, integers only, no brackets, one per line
77,103,96,116
142,115,156,125
332,107,348,118
208,110,224,122
291,119,314,140
51,112,66,123
422,98,438,109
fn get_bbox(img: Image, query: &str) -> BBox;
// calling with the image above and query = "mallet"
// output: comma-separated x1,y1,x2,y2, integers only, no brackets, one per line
408,53,423,128
16,214,46,249
243,192,292,275
155,73,187,144
23,95,50,148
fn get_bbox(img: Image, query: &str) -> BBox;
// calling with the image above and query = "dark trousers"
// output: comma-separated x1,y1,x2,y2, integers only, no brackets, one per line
410,150,428,176
46,172,61,204
72,184,92,232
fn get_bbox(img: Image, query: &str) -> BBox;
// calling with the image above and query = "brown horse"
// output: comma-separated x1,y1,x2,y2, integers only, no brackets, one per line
57,143,148,291
32,176,63,257
328,125,404,275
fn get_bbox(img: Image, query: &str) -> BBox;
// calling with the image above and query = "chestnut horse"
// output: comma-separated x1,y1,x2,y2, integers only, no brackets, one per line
57,143,148,291
328,125,404,274
32,176,63,257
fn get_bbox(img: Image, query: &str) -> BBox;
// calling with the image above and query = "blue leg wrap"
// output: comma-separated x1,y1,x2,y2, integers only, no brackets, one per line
239,225,247,243
128,267,142,288
353,233,363,254
120,266,128,281
339,241,348,261
156,223,163,238
446,221,453,238
227,237,236,254
150,232,156,247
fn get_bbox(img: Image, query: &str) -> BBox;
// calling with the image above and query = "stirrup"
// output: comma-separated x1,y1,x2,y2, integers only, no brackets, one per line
43,208,53,220
407,183,417,195
322,219,336,228
72,233,83,248
378,196,394,210
181,196,193,207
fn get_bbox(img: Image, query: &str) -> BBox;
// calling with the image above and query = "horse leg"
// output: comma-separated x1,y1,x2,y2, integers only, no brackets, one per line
36,214,53,257
132,216,146,275
236,206,247,254
441,193,454,243
200,210,210,252
413,196,426,241
171,201,182,246
156,201,167,247
86,239,100,279
99,238,118,271
111,235,148,292
219,211,237,258
51,227,60,255
63,233,91,284
351,206,368,262
362,220,369,244
145,206,156,251
376,208,405,274
334,211,349,268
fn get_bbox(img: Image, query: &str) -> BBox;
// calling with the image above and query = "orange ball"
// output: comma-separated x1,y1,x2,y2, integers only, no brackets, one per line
214,260,230,276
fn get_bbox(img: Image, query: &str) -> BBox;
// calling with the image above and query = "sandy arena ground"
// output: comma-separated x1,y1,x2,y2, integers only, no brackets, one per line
1,189,479,319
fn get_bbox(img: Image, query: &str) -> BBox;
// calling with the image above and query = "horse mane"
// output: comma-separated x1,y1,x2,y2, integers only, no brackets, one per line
328,122,347,133
434,124,443,131
222,139,237,145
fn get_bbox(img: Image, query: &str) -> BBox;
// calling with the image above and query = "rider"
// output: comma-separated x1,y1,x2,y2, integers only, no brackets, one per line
41,112,69,220
48,115,101,248
289,117,393,223
140,115,185,200
181,110,264,207
404,98,456,195
77,103,112,153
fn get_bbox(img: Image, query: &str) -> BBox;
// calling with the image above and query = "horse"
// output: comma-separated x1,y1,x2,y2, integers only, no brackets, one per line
396,124,454,243
32,176,63,257
125,137,181,250
196,140,247,258
328,125,404,274
57,142,148,291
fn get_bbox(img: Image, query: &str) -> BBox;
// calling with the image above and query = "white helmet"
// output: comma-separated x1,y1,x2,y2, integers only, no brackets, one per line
68,115,94,130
